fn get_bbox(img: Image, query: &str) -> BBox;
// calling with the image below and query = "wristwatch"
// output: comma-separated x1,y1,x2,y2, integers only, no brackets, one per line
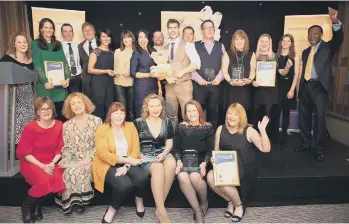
124,164,131,170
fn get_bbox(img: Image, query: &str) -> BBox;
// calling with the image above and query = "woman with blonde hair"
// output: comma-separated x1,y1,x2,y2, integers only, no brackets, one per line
173,100,215,223
93,102,147,223
56,92,102,215
275,34,300,146
0,32,35,144
252,34,278,139
221,30,256,124
207,103,271,222
134,93,176,223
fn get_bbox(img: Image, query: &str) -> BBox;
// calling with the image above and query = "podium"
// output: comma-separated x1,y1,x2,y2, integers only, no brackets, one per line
0,62,37,176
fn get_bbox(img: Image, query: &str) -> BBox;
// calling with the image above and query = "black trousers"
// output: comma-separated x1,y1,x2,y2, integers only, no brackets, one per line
54,101,66,122
193,82,220,128
91,75,114,121
114,85,135,121
299,80,329,152
69,75,82,93
252,104,278,138
104,165,148,210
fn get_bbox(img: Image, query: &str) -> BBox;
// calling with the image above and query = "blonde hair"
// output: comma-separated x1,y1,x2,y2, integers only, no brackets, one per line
141,94,166,120
225,103,248,133
256,33,275,61
5,32,32,60
62,93,95,119
34,97,56,120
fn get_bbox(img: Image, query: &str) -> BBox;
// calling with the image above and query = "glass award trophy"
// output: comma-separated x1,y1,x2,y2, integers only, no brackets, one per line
204,68,216,82
231,64,244,81
182,149,200,172
141,140,157,163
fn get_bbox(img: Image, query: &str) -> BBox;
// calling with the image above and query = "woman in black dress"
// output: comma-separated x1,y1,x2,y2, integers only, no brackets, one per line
130,30,161,119
275,34,300,146
252,34,278,139
134,94,176,223
88,29,115,121
221,30,256,124
207,103,271,222
0,32,35,144
173,100,214,223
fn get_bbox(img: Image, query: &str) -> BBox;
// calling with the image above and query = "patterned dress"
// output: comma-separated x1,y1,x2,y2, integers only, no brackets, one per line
56,114,102,214
0,55,35,144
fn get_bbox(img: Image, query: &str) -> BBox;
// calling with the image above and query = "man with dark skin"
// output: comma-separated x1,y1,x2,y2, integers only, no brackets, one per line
296,7,343,161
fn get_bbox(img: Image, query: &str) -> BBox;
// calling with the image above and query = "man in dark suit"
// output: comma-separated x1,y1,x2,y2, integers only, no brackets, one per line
296,7,343,161
78,22,98,99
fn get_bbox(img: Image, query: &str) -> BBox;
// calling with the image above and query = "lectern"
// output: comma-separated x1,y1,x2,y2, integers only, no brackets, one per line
0,62,37,176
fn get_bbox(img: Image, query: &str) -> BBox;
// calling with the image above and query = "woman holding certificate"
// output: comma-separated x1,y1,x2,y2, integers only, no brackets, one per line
275,34,300,147
32,18,71,122
221,30,256,122
207,103,271,222
134,94,176,223
57,93,102,215
16,97,65,223
252,34,278,139
88,29,115,121
93,102,148,223
173,100,214,223
113,30,136,121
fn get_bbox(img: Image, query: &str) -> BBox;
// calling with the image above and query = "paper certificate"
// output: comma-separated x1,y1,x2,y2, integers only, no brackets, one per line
44,61,65,86
213,151,240,186
256,61,277,87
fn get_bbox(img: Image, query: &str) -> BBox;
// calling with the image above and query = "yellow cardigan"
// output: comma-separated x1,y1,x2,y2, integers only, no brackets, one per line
93,122,140,193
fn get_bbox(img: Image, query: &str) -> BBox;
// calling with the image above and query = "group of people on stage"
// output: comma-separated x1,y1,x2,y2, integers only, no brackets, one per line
0,6,343,224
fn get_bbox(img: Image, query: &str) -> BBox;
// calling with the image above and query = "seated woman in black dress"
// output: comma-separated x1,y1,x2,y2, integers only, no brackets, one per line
134,94,176,223
173,100,214,223
88,28,115,121
0,32,35,145
207,103,271,222
275,34,300,146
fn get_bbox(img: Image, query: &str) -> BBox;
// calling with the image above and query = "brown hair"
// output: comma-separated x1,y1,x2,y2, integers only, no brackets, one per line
62,93,95,119
105,102,126,126
183,100,207,125
34,97,56,120
120,30,136,51
5,32,32,60
82,22,95,31
225,103,248,133
277,34,296,60
141,94,166,120
230,30,249,55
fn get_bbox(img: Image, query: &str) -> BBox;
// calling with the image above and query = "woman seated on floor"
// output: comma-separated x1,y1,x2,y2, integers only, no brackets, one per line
173,100,215,223
16,97,65,223
134,93,176,223
207,103,271,222
93,102,148,223
57,92,102,215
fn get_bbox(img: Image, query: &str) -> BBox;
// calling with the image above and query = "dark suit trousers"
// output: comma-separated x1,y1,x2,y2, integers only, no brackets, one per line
104,165,148,210
299,80,328,152
193,82,219,128
69,75,82,93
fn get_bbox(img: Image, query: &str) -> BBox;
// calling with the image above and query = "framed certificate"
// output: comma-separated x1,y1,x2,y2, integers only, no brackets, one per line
213,151,240,186
256,61,277,87
44,61,65,86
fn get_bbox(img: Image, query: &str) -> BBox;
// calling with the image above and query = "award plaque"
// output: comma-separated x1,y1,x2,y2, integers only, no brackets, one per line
213,151,240,186
44,61,65,86
256,61,277,87
140,140,157,163
182,149,200,173
203,68,216,82
231,64,244,80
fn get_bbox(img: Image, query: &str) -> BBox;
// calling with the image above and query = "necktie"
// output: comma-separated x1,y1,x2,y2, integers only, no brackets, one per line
88,41,93,54
170,42,175,60
67,43,77,75
304,46,315,81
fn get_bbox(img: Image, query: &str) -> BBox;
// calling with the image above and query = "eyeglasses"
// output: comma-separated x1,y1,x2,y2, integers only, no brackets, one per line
39,108,52,112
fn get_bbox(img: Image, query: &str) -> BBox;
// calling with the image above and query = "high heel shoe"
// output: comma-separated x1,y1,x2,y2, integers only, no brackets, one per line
21,204,34,223
102,208,110,223
136,209,145,218
32,204,43,221
224,201,234,218
231,204,246,223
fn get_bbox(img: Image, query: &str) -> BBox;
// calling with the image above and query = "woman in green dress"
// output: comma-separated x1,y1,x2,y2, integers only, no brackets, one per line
32,18,71,121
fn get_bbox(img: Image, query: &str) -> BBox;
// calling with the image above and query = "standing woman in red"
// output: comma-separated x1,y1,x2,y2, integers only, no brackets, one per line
16,97,65,223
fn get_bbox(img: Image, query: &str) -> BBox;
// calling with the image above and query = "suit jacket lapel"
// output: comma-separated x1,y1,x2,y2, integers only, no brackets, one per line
315,41,325,56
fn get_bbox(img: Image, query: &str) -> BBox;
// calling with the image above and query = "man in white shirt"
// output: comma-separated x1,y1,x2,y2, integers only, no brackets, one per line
163,18,201,128
182,26,195,43
78,22,98,98
61,23,82,93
